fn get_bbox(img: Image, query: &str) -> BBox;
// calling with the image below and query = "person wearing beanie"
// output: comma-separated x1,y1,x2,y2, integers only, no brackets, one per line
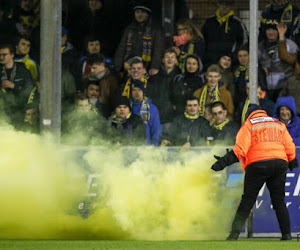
259,0,300,42
201,0,248,68
114,0,165,76
129,79,161,146
258,19,298,102
108,96,145,145
211,103,297,241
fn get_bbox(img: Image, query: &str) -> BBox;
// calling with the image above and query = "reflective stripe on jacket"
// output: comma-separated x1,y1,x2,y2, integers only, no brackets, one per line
233,110,296,170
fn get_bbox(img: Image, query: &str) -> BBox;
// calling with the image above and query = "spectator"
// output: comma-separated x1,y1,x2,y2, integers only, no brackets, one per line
280,52,300,115
122,57,148,99
173,18,205,72
277,23,300,76
239,82,275,125
61,26,77,70
84,80,102,114
130,79,161,146
193,64,234,119
108,96,145,145
274,96,300,146
210,101,239,145
201,0,248,68
147,48,181,132
14,35,39,82
259,0,299,42
172,54,204,117
18,103,39,134
0,2,18,45
82,53,119,118
204,103,214,125
218,52,234,92
0,43,34,124
258,19,298,102
161,96,211,150
114,1,165,75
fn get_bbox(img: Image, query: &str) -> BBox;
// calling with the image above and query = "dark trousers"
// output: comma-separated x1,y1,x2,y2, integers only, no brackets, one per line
230,159,290,235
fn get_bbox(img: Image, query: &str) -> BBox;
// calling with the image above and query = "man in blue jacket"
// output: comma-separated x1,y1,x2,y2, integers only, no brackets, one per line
274,96,300,146
129,79,161,146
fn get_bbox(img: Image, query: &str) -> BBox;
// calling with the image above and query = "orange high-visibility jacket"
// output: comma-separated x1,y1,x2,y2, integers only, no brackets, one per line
233,110,296,170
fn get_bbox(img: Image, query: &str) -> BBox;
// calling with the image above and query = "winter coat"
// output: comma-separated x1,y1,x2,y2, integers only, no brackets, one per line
211,120,239,145
274,96,300,146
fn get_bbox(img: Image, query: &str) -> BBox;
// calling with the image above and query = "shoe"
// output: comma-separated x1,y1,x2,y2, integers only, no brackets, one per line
280,234,292,240
226,233,239,241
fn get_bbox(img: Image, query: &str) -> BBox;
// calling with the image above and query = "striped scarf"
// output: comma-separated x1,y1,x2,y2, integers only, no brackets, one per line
130,97,151,124
199,84,220,116
179,42,195,73
111,113,132,129
213,118,230,130
216,9,234,33
122,76,147,98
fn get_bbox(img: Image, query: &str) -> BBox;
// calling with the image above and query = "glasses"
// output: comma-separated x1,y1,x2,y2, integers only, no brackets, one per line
212,111,223,116
0,53,9,57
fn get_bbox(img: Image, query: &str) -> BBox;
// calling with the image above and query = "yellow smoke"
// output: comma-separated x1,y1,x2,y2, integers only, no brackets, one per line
0,126,242,240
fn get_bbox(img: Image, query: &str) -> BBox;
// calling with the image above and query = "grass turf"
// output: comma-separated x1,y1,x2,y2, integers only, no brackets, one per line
0,239,299,250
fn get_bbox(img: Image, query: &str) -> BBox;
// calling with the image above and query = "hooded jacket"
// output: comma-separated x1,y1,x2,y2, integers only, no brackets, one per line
274,96,300,146
171,54,204,116
233,109,296,170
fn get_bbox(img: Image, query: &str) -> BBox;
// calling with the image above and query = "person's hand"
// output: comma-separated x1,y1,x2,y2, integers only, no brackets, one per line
1,80,15,89
180,142,190,152
149,68,159,76
277,23,287,41
161,140,171,146
211,155,226,171
288,158,298,171
263,67,270,76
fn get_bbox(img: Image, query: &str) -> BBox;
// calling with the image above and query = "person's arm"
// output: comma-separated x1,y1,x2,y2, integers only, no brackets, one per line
150,26,165,72
114,26,130,72
149,105,161,146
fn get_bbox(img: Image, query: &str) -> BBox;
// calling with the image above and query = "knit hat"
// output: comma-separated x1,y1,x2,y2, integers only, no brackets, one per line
265,19,278,30
133,1,152,14
245,103,261,119
115,96,131,110
131,79,145,92
62,26,68,36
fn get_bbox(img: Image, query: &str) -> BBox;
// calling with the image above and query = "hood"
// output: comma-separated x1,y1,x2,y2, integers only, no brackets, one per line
274,96,297,121
184,54,203,75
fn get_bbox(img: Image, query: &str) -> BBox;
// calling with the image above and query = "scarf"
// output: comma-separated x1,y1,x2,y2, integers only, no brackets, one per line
216,9,234,33
234,64,249,82
184,111,199,120
199,84,220,116
111,112,132,129
125,22,152,64
178,42,195,73
122,76,147,98
88,68,106,81
213,118,230,130
130,97,151,124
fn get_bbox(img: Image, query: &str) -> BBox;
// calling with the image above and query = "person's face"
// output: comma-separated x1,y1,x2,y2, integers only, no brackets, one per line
204,108,213,122
186,100,200,116
279,106,292,122
77,99,91,112
218,3,232,16
131,62,145,80
266,28,278,42
134,9,149,23
212,106,227,124
163,52,177,69
90,63,105,75
132,87,144,102
116,105,130,118
207,72,221,89
21,0,33,12
177,24,188,36
16,38,30,55
186,57,198,73
61,34,68,46
237,50,249,66
87,40,100,54
219,56,231,69
25,108,38,125
0,48,14,66
86,84,100,99
88,0,102,11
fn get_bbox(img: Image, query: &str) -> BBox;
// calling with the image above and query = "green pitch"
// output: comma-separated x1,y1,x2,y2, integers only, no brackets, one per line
0,239,299,250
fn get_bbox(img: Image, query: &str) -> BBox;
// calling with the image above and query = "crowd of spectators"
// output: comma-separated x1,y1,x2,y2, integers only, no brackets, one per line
1,0,300,148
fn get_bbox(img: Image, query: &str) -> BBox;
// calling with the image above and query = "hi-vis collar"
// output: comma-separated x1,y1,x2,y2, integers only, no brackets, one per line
250,117,275,124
